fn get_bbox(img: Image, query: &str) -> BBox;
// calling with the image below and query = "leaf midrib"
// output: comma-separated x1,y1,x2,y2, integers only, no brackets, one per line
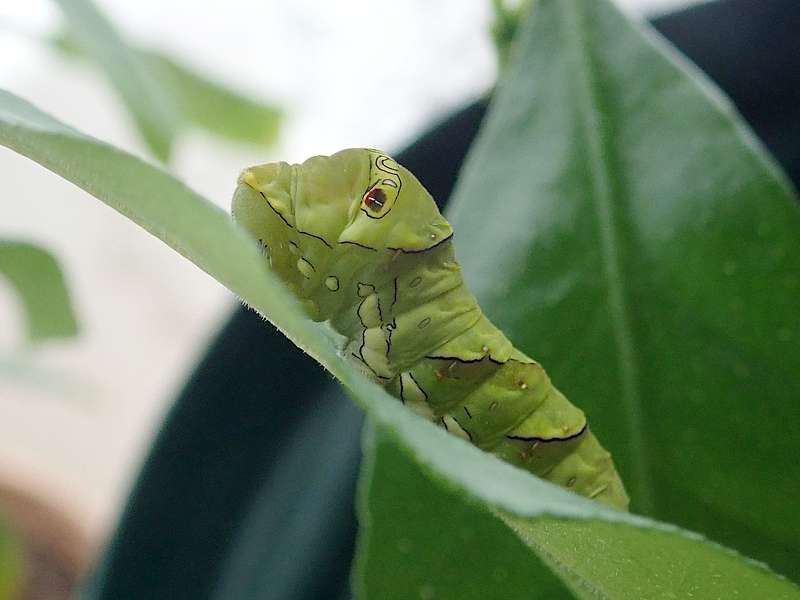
560,0,654,513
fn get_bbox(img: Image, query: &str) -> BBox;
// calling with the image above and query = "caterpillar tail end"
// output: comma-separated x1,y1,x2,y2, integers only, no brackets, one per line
563,428,629,511
495,425,629,511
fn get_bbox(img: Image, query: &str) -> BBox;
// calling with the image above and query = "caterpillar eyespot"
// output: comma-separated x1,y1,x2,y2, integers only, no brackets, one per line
232,148,629,510
363,187,386,212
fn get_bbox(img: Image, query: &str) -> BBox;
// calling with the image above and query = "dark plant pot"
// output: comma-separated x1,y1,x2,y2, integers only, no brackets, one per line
81,1,800,598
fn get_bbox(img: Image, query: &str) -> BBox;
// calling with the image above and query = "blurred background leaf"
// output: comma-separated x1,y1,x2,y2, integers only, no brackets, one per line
0,240,85,600
448,0,800,579
51,29,282,148
146,53,281,147
490,0,533,69
0,516,21,600
0,240,78,342
52,0,179,162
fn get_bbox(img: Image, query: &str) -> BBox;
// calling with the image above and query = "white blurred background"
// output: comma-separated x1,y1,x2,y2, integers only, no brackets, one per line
0,0,693,549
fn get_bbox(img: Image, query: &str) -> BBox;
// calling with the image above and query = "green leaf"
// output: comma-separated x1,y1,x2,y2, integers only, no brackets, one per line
498,516,798,600
355,422,572,600
490,0,533,69
359,424,799,600
50,31,282,147
448,0,800,579
351,383,797,598
52,0,179,161
0,517,22,600
0,240,79,342
145,53,282,146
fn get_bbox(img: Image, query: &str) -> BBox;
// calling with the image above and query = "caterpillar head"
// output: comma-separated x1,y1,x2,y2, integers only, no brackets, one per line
233,148,452,253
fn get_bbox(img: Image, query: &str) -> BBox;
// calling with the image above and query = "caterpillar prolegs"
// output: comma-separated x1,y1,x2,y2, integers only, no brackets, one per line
232,148,629,510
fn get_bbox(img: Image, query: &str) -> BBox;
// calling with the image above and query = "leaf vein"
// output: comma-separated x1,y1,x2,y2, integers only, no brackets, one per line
561,0,654,512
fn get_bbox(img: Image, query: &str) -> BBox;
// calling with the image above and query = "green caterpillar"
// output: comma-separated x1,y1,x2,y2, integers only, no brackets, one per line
232,148,629,510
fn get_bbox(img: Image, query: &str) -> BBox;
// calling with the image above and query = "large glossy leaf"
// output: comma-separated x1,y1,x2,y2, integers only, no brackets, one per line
0,79,796,599
448,0,800,579
53,0,179,161
0,240,79,342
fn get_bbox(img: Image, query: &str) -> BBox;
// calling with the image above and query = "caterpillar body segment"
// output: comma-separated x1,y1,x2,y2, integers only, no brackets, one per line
232,148,629,510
